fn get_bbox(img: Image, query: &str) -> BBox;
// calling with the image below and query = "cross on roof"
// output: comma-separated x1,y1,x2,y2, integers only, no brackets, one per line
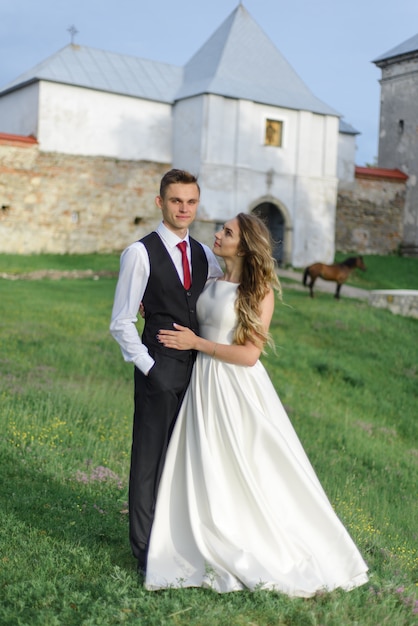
67,25,78,44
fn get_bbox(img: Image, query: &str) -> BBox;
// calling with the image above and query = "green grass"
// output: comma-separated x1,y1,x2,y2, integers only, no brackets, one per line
0,253,120,274
0,262,417,625
334,252,418,290
287,252,418,291
1,252,417,290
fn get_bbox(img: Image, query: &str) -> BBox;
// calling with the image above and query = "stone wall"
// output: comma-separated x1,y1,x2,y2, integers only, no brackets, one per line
336,167,407,254
375,52,418,252
369,290,418,319
0,137,410,259
0,135,169,254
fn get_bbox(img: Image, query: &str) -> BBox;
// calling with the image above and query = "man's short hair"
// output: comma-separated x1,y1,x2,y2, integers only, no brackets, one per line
159,169,200,198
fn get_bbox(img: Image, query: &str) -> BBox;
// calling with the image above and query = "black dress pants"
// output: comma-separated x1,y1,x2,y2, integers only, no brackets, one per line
129,351,194,565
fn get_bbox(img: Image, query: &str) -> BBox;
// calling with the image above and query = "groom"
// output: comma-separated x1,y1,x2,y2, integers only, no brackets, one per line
110,169,222,574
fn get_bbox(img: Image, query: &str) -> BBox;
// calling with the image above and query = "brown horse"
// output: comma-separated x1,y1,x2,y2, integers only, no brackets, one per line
303,256,366,299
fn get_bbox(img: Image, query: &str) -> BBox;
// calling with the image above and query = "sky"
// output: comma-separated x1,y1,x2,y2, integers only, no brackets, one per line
1,0,417,166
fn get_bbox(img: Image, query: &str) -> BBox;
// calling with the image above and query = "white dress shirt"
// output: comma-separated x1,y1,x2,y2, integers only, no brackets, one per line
110,222,223,374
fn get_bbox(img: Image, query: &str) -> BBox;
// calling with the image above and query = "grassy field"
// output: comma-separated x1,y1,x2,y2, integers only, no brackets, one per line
0,255,417,625
1,251,417,290
0,253,121,275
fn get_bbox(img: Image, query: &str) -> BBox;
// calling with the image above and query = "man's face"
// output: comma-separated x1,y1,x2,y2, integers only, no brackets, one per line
155,183,200,236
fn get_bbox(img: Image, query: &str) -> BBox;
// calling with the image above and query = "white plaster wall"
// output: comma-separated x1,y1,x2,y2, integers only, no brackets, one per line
323,115,339,177
305,114,326,177
202,97,298,174
37,82,172,162
204,96,239,165
198,162,337,266
291,176,338,267
195,97,298,218
291,110,338,265
198,164,293,220
0,83,39,135
193,95,338,266
337,133,356,183
172,96,205,173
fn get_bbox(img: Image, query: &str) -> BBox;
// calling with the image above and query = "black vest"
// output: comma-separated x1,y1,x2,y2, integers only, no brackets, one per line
140,232,208,362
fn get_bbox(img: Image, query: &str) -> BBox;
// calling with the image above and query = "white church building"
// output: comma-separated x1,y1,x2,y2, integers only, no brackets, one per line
0,4,358,266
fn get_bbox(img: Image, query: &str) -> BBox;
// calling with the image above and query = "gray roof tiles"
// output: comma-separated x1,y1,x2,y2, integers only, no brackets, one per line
373,33,418,64
178,5,339,115
339,119,360,135
1,44,183,103
0,5,338,117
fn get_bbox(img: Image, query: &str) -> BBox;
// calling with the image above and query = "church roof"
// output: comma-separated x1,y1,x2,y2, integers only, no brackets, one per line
373,32,418,64
0,4,338,117
0,132,37,146
355,166,408,181
0,44,183,103
339,119,360,135
177,5,338,115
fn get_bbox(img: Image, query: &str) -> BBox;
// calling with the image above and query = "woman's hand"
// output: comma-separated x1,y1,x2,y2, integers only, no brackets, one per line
157,323,197,351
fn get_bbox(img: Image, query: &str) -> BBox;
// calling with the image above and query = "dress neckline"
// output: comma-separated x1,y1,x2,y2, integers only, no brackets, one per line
216,277,240,285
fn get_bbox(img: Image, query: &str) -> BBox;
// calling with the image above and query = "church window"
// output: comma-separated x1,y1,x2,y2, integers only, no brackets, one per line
265,119,283,147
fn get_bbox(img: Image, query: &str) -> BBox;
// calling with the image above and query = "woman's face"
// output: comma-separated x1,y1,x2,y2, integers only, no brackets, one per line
213,218,241,259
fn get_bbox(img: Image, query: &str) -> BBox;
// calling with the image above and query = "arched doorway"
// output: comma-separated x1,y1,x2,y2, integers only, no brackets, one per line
252,202,285,265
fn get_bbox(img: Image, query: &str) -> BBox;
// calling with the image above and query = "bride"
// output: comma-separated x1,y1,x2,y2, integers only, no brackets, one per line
144,213,369,596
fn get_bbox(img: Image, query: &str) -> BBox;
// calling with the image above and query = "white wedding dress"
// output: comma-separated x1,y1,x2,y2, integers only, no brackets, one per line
145,279,369,596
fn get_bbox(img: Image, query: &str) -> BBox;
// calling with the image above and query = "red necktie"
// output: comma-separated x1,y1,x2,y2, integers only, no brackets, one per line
177,241,191,290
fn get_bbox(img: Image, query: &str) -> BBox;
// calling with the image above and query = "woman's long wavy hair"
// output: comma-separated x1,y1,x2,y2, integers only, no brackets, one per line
233,213,282,350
